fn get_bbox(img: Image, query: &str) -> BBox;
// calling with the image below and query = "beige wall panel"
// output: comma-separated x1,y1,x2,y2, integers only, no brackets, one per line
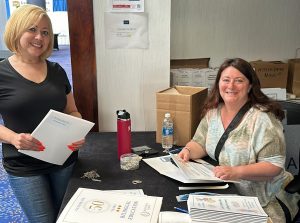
94,0,171,131
171,0,300,67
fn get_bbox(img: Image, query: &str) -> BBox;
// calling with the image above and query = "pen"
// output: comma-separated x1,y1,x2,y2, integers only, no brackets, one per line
178,192,222,201
177,192,238,202
174,206,189,213
168,147,183,154
170,158,178,167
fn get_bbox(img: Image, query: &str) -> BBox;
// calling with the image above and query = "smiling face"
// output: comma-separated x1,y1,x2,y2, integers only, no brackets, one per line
219,66,251,108
18,16,50,60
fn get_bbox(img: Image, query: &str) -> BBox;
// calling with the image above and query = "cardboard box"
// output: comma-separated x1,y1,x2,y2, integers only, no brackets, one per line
156,86,208,146
171,68,218,91
250,61,288,88
170,58,210,69
170,58,210,88
287,59,300,97
170,69,193,86
261,88,286,101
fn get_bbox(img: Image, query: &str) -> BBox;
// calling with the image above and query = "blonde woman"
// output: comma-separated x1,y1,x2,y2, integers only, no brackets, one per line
0,5,84,222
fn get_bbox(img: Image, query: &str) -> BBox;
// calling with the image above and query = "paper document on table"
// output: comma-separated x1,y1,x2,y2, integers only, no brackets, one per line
169,153,223,183
158,211,190,223
178,184,229,190
57,187,163,223
143,155,193,183
107,189,145,196
143,155,225,184
188,194,268,223
19,109,94,165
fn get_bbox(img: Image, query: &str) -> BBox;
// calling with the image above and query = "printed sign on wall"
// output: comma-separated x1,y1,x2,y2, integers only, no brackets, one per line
108,0,144,12
104,12,149,49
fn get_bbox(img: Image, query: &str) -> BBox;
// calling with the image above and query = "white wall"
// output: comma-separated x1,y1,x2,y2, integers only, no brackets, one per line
48,12,70,45
171,0,300,67
94,0,300,132
93,1,171,131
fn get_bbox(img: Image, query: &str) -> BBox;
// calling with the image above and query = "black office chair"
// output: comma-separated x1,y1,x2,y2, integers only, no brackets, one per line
285,149,300,223
286,176,300,193
285,149,300,193
281,104,300,194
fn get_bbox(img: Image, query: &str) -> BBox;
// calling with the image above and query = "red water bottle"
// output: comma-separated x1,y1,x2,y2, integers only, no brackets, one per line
117,110,131,159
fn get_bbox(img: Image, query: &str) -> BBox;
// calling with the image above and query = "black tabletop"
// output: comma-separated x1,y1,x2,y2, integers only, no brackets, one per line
59,132,237,215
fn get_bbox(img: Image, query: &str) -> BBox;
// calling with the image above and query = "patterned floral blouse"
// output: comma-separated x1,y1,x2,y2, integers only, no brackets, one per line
193,105,300,222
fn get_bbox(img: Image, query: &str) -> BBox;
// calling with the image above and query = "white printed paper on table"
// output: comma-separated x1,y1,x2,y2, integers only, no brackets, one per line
108,0,144,12
19,109,94,165
107,189,145,196
143,154,227,184
158,211,190,223
57,187,163,223
169,153,223,183
188,194,268,223
104,12,149,49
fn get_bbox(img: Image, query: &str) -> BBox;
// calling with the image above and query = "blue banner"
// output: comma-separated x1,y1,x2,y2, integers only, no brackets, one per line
53,0,67,11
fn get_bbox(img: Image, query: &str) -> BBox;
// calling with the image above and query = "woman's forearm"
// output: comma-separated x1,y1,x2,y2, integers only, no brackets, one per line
184,140,207,160
0,125,17,144
236,162,282,180
68,111,82,118
214,162,282,181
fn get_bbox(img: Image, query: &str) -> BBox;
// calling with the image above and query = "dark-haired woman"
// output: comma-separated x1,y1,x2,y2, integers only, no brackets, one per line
179,58,300,222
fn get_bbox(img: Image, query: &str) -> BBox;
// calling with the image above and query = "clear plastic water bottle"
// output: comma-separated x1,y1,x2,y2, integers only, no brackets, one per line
162,113,174,152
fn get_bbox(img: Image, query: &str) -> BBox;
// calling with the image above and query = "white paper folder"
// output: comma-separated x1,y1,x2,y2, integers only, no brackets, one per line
19,109,95,165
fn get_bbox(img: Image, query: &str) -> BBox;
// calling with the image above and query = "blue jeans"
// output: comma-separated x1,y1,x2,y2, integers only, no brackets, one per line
7,163,75,223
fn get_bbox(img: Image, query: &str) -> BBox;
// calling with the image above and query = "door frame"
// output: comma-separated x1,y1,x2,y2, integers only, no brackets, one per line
67,0,99,131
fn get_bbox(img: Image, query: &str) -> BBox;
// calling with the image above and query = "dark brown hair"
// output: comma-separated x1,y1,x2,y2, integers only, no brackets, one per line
201,58,285,120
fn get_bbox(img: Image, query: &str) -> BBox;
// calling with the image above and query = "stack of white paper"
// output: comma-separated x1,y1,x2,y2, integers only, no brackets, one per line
57,187,163,223
169,153,222,183
187,195,268,223
143,155,226,184
19,109,94,165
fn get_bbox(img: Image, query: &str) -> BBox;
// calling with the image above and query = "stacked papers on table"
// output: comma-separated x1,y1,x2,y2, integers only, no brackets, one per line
143,155,226,184
169,153,222,182
57,188,163,223
187,194,268,223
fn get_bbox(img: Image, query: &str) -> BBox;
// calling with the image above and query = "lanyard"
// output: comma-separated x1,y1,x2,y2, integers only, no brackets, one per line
214,101,252,164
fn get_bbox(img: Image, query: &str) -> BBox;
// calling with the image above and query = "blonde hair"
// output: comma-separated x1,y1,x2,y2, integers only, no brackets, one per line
4,4,54,59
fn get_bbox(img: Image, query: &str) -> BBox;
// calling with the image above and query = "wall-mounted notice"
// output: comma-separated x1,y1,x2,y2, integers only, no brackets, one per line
105,12,149,49
108,0,144,12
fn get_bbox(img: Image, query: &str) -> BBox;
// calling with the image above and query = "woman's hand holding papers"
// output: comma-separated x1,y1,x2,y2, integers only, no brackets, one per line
11,133,86,152
178,141,208,162
10,133,45,151
178,147,190,162
213,165,240,181
67,138,85,151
